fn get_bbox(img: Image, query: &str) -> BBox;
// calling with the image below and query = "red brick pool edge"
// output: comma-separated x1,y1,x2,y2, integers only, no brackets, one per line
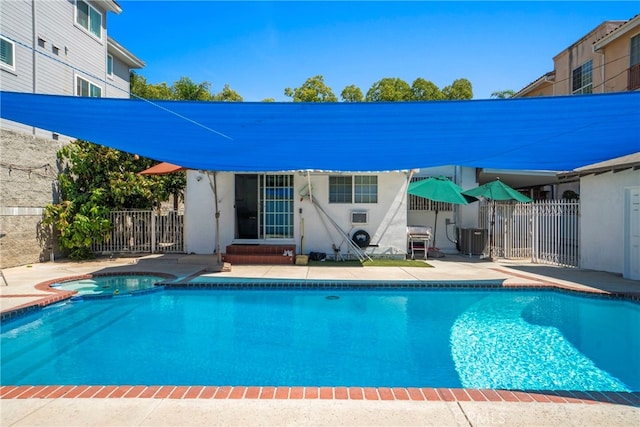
1,385,638,406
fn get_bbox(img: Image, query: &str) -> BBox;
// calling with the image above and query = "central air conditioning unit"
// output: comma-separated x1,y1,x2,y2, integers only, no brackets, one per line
459,228,488,256
351,211,368,225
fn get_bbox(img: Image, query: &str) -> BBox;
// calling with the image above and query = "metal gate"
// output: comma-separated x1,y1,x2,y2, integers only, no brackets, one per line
91,210,184,254
479,200,580,267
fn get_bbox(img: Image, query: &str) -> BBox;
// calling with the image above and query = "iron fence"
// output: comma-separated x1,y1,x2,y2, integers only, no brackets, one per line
479,200,580,267
92,210,184,254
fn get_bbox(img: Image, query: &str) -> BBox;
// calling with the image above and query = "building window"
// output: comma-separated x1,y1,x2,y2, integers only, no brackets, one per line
76,75,102,97
572,60,592,94
329,176,352,203
329,175,378,204
76,0,102,39
354,175,378,203
107,54,113,77
0,36,15,70
631,34,640,67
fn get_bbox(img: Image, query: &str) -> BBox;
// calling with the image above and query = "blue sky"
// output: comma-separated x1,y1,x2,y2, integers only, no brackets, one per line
109,1,639,101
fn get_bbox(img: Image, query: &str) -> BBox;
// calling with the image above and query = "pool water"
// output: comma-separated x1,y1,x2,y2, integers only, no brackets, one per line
1,288,638,391
52,275,164,296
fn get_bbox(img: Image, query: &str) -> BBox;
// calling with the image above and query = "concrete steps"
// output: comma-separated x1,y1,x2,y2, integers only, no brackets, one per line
223,244,296,265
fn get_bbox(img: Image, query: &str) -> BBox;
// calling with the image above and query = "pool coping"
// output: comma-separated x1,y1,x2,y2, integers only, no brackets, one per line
1,385,639,407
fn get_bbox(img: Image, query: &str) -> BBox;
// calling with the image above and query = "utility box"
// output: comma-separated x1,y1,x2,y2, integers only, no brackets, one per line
459,228,488,256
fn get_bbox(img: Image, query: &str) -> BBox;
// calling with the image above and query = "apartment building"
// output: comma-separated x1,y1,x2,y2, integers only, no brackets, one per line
515,15,640,97
1,0,143,267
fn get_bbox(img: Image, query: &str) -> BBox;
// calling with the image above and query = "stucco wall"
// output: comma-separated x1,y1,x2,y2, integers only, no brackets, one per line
184,171,410,258
0,129,63,268
553,22,625,95
580,168,640,273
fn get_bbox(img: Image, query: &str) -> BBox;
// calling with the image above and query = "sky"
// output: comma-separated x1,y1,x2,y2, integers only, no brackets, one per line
109,1,639,101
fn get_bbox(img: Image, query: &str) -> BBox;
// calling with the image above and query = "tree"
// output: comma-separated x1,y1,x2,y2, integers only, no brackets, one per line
172,77,212,100
365,78,412,102
284,75,338,102
341,84,364,102
130,71,172,100
442,78,473,100
491,89,516,99
43,141,177,259
411,78,444,101
212,84,243,102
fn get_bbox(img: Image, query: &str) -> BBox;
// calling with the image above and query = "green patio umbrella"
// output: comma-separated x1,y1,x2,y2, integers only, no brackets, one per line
462,179,532,259
461,178,532,202
408,176,475,255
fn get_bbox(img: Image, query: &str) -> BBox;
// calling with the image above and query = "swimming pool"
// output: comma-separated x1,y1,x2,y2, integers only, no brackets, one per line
1,286,638,391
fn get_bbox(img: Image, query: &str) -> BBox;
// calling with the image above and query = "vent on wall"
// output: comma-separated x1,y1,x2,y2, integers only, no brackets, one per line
351,211,368,225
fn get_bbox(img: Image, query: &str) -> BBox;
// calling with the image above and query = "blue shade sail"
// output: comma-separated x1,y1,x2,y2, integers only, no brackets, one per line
1,90,638,172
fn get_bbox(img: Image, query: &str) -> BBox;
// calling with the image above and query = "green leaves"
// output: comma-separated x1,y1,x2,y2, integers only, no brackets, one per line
44,140,185,260
284,75,338,102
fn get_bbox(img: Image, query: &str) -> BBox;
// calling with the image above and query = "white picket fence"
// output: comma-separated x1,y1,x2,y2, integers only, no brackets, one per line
92,210,184,254
479,200,580,267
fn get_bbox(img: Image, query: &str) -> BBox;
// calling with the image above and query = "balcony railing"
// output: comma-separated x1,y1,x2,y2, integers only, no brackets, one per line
628,63,640,91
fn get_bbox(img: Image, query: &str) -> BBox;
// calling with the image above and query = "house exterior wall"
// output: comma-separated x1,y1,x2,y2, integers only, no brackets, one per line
552,22,622,95
184,171,411,258
516,80,554,98
105,52,134,97
597,28,640,92
579,168,640,274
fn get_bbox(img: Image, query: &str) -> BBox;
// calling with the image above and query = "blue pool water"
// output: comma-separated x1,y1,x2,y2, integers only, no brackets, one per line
52,275,164,296
1,288,638,391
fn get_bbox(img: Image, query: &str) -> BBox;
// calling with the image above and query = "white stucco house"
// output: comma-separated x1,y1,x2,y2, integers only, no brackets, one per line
560,153,640,279
182,165,486,262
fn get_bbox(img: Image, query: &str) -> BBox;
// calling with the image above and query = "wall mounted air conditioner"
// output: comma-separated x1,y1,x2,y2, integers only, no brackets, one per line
351,211,368,225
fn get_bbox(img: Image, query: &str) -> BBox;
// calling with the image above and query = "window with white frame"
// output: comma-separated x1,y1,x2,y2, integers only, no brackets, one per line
572,60,592,94
0,36,15,70
107,54,113,77
76,75,102,97
631,34,640,67
76,0,102,39
329,175,378,204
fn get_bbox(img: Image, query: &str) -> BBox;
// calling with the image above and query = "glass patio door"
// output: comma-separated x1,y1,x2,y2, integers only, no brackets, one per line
235,174,294,239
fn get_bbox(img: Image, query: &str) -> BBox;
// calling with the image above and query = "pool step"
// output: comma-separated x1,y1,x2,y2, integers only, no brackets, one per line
223,244,296,265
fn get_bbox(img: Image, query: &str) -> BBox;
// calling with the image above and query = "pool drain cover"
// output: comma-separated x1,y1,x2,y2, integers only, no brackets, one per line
326,295,340,300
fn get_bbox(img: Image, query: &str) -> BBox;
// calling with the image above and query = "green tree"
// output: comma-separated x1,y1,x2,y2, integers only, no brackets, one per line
284,75,338,102
411,78,444,101
43,141,177,259
442,78,473,100
130,71,172,100
212,84,243,102
365,77,412,102
341,84,364,102
172,77,212,100
262,98,276,102
491,89,516,99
